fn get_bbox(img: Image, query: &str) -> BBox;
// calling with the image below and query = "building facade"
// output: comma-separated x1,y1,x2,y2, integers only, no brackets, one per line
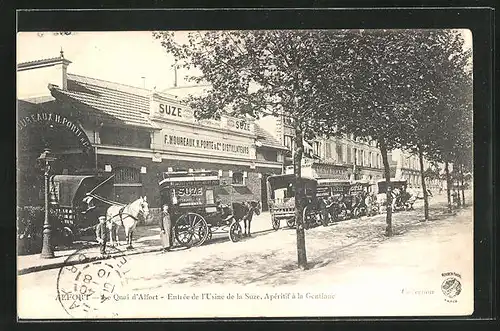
17,53,287,217
258,115,386,183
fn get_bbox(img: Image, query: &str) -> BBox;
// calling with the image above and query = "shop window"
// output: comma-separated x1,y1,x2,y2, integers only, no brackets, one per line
232,171,245,185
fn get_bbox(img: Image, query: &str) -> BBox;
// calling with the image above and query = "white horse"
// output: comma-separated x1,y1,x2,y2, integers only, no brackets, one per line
106,196,149,249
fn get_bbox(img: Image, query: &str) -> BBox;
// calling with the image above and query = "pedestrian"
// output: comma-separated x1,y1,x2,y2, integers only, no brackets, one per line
160,204,173,253
95,215,109,257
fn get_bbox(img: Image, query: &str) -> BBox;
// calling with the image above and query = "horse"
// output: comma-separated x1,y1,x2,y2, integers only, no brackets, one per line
232,201,261,237
106,196,150,249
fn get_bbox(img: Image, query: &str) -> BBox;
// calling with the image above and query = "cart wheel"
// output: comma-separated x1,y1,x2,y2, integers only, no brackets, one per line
271,215,280,231
229,221,242,242
286,218,296,228
174,213,209,248
353,207,361,218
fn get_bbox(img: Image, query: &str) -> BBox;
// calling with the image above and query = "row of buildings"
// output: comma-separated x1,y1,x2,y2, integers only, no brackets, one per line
17,52,444,214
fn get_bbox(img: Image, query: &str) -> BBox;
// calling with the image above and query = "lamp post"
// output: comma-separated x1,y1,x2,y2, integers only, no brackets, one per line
38,148,57,259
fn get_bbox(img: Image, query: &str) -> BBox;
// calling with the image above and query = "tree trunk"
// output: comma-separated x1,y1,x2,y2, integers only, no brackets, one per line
294,126,307,270
445,161,452,213
418,146,429,221
460,164,466,207
455,168,462,207
379,138,393,236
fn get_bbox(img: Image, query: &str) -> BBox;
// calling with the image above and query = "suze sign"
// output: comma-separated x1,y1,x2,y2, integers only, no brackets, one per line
227,118,251,132
235,120,250,131
158,103,183,118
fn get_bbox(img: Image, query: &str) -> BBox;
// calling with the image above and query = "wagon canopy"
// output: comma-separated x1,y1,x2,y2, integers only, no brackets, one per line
49,175,113,208
377,179,408,194
316,178,351,196
266,174,317,190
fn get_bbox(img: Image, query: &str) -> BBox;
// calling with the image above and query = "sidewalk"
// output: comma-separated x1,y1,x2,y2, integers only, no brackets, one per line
17,211,275,275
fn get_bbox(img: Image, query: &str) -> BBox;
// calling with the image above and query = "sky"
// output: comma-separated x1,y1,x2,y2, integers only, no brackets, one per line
17,30,473,92
17,32,186,91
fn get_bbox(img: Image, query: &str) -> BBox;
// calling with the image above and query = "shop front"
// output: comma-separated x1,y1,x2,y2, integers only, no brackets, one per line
18,54,285,219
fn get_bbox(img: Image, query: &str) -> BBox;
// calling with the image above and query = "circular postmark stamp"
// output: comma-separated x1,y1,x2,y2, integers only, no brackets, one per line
56,245,131,318
441,276,462,299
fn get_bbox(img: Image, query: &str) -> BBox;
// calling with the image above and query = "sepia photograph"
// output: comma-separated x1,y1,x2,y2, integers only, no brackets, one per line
16,28,474,319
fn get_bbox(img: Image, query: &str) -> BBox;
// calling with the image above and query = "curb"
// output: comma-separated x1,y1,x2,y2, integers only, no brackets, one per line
18,246,164,276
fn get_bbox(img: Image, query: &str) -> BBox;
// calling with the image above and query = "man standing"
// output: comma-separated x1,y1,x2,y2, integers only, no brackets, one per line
95,215,109,257
160,204,173,253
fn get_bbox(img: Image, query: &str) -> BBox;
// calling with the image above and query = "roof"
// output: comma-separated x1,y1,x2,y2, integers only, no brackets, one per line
17,56,72,71
162,84,212,100
48,73,157,129
254,123,288,150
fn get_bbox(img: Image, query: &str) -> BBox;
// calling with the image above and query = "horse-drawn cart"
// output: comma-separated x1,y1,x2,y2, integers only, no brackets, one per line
316,179,351,222
267,174,328,230
49,175,114,245
159,170,247,248
376,179,415,211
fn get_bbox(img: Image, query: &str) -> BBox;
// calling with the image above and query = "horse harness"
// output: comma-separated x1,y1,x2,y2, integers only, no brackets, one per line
85,193,142,226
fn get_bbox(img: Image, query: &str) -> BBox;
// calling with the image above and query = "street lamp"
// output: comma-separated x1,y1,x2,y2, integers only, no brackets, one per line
38,148,57,259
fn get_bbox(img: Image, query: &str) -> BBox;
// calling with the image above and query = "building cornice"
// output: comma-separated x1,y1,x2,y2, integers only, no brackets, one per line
17,57,72,72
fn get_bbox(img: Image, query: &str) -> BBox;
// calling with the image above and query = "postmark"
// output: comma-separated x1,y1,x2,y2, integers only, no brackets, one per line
56,245,131,318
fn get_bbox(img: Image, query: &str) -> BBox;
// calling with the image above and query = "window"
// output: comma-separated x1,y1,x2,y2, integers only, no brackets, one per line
346,148,352,164
284,135,294,151
114,167,141,185
99,127,151,149
369,152,373,167
336,144,343,163
260,150,278,162
113,167,143,202
313,141,320,157
325,142,332,159
232,172,244,185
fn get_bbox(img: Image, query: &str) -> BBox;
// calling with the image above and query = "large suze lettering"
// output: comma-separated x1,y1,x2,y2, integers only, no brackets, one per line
159,103,182,117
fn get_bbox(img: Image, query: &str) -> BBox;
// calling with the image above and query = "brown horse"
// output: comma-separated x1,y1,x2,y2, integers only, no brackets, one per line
232,201,261,237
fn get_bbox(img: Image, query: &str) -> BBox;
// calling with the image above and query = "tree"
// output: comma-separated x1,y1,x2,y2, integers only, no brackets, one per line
316,30,430,236
153,30,352,269
396,30,472,221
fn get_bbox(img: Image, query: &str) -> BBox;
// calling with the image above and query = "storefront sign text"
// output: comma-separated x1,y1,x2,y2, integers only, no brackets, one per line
159,103,182,118
17,112,92,149
164,134,250,155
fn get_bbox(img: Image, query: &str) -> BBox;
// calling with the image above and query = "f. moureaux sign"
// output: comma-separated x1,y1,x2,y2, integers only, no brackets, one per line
17,112,92,149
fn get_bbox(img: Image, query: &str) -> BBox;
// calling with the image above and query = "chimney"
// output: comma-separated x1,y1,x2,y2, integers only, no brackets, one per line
59,48,70,90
